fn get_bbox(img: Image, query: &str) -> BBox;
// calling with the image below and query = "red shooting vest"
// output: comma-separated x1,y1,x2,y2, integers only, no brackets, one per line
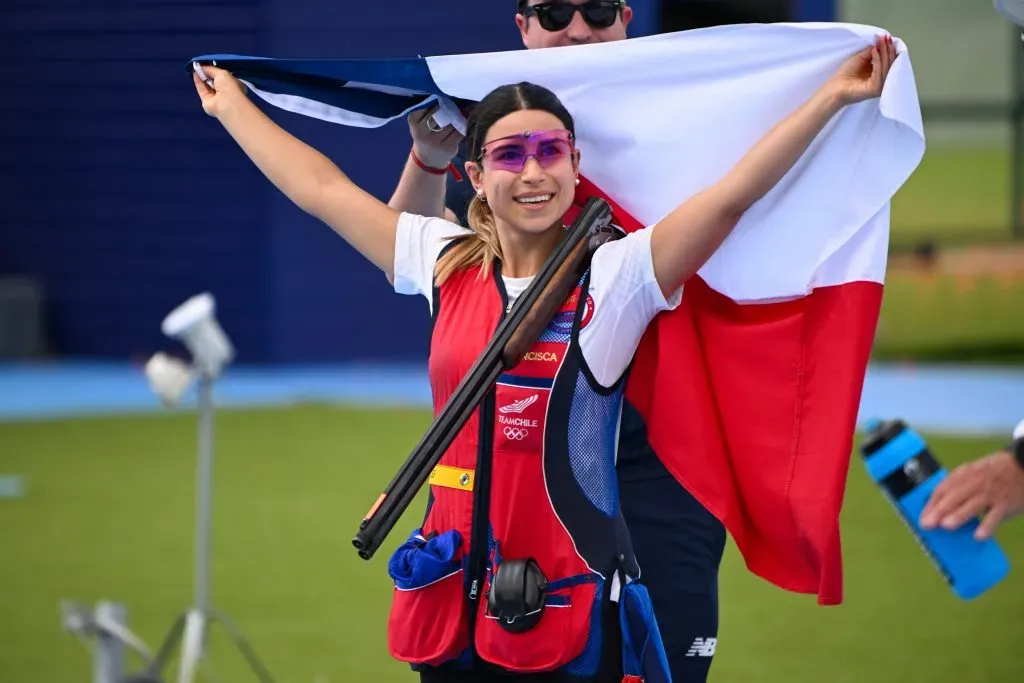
385,256,635,677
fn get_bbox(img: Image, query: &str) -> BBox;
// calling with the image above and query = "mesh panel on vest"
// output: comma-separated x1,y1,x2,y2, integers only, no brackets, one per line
561,579,606,677
537,318,573,344
567,373,621,516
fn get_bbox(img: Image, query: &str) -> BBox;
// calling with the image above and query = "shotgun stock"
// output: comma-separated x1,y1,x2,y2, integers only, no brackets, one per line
352,197,616,561
505,217,621,367
503,237,589,368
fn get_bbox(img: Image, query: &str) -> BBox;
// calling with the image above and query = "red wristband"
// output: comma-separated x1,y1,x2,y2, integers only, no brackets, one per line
411,148,463,182
411,148,447,175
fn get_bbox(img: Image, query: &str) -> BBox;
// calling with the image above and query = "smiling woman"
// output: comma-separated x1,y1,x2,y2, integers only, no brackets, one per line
435,84,581,283
191,36,896,682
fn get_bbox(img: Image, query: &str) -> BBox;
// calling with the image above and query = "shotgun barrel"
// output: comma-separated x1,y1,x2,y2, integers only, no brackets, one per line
352,197,616,561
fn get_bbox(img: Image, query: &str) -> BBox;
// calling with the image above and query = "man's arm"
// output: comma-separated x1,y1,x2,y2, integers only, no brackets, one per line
387,106,464,220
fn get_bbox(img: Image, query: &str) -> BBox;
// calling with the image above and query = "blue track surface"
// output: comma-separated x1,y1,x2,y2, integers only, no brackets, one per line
0,361,1020,435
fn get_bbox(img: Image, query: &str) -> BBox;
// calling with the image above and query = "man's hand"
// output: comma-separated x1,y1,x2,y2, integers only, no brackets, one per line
920,449,1024,540
408,104,463,169
387,104,464,219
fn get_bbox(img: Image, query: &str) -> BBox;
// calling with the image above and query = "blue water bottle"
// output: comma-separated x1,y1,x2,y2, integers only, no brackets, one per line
860,418,1011,600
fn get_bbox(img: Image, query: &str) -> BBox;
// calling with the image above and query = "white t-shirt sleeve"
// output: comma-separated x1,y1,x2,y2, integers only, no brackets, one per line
392,212,471,307
579,225,683,388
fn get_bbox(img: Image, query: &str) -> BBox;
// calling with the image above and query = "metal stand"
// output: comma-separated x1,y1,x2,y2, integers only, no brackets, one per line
62,600,154,683
135,375,276,683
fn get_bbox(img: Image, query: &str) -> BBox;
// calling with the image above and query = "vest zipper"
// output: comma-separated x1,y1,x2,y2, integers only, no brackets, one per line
466,386,496,654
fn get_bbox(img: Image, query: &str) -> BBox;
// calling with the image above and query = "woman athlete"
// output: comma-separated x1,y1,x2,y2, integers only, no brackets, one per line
192,34,896,683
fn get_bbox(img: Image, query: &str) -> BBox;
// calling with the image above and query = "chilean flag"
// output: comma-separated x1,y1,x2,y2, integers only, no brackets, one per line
191,21,925,604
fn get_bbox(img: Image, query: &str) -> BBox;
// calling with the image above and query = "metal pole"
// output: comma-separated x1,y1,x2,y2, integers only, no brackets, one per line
94,602,126,683
194,374,214,648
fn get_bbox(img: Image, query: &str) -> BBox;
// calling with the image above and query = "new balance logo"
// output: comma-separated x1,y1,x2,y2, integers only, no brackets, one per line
499,394,538,414
685,637,717,657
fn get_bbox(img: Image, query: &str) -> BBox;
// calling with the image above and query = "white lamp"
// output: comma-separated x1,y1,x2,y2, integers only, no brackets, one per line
144,353,196,407
143,293,234,408
160,293,235,379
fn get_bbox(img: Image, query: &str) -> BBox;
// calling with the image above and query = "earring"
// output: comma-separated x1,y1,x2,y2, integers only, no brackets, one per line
477,190,487,203
575,177,580,186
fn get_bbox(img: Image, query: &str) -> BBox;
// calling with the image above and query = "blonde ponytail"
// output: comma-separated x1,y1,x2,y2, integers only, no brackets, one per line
435,194,504,286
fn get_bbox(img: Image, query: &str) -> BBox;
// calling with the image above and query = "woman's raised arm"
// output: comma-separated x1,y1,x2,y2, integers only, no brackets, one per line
194,66,401,280
649,35,897,299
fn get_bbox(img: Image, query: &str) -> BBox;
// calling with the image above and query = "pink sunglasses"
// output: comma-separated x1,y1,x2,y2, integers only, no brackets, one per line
477,129,576,173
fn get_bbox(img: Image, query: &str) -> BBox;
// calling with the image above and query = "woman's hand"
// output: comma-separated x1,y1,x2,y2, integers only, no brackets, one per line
192,64,249,118
827,35,898,107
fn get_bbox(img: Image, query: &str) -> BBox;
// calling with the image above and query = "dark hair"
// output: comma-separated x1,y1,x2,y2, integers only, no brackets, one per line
466,82,575,160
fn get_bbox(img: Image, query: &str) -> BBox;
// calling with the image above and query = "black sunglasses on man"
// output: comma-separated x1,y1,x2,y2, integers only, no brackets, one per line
517,0,626,32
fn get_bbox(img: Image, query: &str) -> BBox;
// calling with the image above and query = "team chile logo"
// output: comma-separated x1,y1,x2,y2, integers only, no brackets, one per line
545,288,595,335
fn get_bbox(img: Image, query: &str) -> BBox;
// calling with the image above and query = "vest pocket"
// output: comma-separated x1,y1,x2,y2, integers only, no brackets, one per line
474,567,600,673
386,528,470,666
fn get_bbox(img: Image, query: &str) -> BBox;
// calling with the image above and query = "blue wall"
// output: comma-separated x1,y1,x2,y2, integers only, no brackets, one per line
0,0,827,364
2,1,268,359
0,0,525,364
254,2,526,363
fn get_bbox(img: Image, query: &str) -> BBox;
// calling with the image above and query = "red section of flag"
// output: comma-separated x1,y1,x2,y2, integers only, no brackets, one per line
570,175,882,605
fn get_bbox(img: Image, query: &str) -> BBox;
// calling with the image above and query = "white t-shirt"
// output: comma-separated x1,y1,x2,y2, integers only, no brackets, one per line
392,213,683,388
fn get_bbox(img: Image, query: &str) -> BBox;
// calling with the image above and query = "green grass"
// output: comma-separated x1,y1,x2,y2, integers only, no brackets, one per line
865,142,1024,362
873,271,1024,363
1,405,1022,683
890,145,1013,249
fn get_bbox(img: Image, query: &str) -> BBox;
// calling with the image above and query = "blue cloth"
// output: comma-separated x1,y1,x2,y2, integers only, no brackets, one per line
620,581,672,683
388,528,463,590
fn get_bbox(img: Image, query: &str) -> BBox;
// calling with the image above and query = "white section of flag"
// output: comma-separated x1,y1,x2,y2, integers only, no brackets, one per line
426,22,925,302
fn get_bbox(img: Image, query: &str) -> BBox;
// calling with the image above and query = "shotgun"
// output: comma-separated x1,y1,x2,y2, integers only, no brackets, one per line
352,197,617,560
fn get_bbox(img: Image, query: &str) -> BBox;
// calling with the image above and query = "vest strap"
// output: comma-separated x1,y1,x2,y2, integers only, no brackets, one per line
546,573,600,592
429,464,475,492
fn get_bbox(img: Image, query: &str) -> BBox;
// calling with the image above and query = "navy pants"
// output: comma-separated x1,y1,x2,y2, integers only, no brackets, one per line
617,403,727,683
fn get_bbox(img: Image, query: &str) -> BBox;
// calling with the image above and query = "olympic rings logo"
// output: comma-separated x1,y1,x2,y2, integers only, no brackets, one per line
504,427,529,440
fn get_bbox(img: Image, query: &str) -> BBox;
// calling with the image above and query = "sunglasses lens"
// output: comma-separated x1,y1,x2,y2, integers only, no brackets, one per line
481,132,573,172
489,144,530,171
582,2,618,28
535,138,572,162
536,4,575,31
531,2,618,31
